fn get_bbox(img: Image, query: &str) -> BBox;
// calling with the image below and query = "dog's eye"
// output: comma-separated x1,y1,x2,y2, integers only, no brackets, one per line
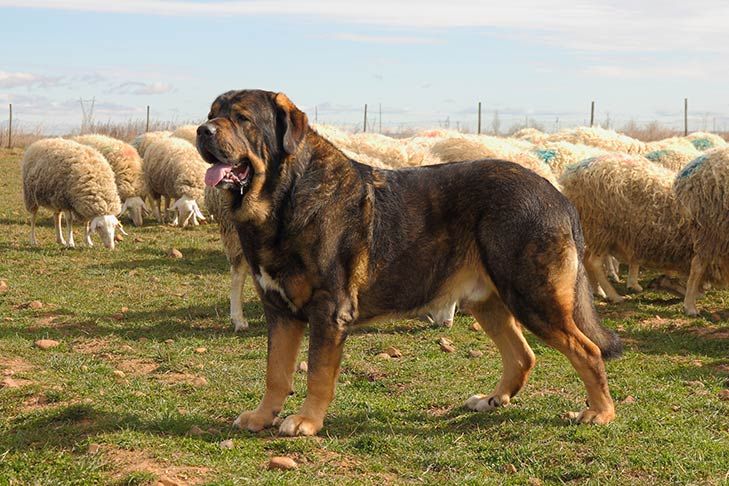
236,113,250,124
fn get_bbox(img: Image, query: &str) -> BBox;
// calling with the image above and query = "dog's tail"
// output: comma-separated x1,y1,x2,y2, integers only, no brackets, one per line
573,262,623,360
568,207,622,360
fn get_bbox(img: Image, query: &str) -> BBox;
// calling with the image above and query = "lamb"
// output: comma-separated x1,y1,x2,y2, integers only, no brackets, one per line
171,124,199,145
673,148,729,315
72,134,149,226
559,153,694,302
22,138,124,249
143,137,207,227
131,130,171,158
204,186,250,331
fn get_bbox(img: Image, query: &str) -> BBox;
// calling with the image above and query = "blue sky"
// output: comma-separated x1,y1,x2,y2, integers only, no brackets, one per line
2,1,728,133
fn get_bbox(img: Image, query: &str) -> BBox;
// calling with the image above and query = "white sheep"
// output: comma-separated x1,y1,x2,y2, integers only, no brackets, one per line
22,138,124,249
644,146,700,172
131,130,171,158
532,141,607,176
559,153,693,302
204,186,250,331
171,124,199,145
72,134,149,226
673,148,729,315
143,137,207,227
547,126,647,154
684,131,727,151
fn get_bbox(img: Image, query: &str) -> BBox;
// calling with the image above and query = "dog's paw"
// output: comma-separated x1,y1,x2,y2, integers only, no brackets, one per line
563,408,615,425
465,393,509,412
233,410,275,432
278,414,322,437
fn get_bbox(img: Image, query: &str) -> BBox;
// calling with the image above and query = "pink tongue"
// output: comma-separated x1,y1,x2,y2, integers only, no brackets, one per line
204,163,232,187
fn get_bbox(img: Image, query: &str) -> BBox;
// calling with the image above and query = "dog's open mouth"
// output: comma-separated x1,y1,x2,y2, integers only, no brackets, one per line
204,162,252,190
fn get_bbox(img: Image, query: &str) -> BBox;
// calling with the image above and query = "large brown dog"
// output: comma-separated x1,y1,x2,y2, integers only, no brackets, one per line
197,90,622,437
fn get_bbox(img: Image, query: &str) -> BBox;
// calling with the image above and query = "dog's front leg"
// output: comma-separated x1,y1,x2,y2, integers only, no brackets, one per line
279,295,350,437
234,316,305,431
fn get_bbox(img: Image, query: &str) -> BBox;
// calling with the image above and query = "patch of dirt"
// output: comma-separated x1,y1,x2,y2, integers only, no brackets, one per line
0,356,35,375
103,445,209,485
116,359,158,376
426,404,454,417
156,372,206,386
73,338,113,355
688,325,729,340
637,316,693,330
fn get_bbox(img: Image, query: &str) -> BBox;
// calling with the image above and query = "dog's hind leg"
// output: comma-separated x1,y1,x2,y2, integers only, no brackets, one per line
234,318,305,432
465,295,535,412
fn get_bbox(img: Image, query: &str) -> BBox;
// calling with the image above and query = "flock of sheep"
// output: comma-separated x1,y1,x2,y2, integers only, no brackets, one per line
20,122,729,328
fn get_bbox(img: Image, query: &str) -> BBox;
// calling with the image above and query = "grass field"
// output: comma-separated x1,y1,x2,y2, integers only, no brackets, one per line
0,147,727,485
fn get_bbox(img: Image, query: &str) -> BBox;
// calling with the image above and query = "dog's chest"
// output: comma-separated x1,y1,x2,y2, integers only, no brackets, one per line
254,265,314,314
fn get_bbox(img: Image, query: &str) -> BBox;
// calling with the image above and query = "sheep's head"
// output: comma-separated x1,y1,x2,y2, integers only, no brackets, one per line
120,196,150,227
89,215,127,249
169,195,206,228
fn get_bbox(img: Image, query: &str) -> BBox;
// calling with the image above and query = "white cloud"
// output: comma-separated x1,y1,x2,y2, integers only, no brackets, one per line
328,33,439,45
0,70,64,88
108,81,174,95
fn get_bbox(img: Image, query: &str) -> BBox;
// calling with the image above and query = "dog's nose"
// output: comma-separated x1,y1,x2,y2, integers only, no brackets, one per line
197,123,216,138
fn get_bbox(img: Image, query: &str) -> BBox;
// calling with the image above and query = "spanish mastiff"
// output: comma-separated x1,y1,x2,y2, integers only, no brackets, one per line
196,89,622,436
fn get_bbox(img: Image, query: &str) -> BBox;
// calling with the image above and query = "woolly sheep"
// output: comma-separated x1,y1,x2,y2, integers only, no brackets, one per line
532,141,606,176
559,153,693,302
673,148,729,315
512,127,547,143
131,130,171,159
171,124,199,145
684,131,727,151
204,186,250,331
429,137,560,188
72,134,149,226
22,138,124,249
645,136,698,153
143,137,207,227
547,126,647,154
644,146,700,172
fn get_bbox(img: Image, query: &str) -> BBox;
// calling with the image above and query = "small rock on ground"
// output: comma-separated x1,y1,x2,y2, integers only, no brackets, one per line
268,456,298,470
34,339,59,350
87,443,101,454
192,376,208,387
438,337,455,353
375,353,391,360
383,346,402,358
0,280,8,293
194,347,207,354
298,361,308,372
188,425,206,437
468,349,483,358
219,439,234,449
470,322,482,332
29,300,43,310
718,389,729,401
167,248,183,259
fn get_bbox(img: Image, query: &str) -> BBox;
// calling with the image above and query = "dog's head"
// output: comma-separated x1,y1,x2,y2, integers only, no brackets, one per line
196,90,308,221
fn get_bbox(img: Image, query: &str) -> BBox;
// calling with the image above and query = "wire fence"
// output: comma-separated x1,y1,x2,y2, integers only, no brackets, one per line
3,100,729,148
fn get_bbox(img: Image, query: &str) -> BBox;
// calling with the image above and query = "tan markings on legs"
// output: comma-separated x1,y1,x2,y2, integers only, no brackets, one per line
627,263,643,292
684,254,708,316
234,319,305,431
29,209,38,246
466,295,536,412
54,211,65,245
547,322,615,424
586,253,623,303
279,325,346,436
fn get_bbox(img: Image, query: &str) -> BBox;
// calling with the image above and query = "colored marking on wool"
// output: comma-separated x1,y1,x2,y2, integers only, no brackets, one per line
565,157,597,173
645,150,669,162
535,149,557,164
678,155,707,179
691,138,713,151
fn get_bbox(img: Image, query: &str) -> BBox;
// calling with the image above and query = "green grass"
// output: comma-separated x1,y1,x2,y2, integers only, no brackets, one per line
1,147,728,485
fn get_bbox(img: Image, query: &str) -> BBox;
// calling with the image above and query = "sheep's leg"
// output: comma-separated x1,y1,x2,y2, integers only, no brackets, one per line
151,196,162,223
230,264,249,331
84,221,94,247
162,196,171,224
54,211,66,245
586,253,623,303
606,256,621,282
626,263,642,292
585,256,608,299
684,254,708,316
29,209,38,246
64,210,75,248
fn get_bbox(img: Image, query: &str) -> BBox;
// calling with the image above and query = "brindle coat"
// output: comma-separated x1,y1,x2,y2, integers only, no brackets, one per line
196,90,622,436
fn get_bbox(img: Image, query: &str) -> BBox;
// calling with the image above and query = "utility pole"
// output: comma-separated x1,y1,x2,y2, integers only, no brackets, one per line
590,101,595,127
684,98,688,136
7,104,12,149
477,101,482,134
146,105,150,132
363,104,368,133
379,103,382,133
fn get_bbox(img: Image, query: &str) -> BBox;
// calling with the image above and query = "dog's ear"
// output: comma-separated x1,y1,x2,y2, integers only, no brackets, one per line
274,92,308,155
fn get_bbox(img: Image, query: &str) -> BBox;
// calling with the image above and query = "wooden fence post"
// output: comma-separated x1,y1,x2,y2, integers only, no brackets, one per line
7,104,12,149
477,102,482,134
363,104,368,133
146,105,150,133
684,98,688,136
590,101,595,127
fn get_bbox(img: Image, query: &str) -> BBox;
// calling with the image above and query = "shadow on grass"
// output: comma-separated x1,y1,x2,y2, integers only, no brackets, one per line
0,403,233,451
90,246,229,275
